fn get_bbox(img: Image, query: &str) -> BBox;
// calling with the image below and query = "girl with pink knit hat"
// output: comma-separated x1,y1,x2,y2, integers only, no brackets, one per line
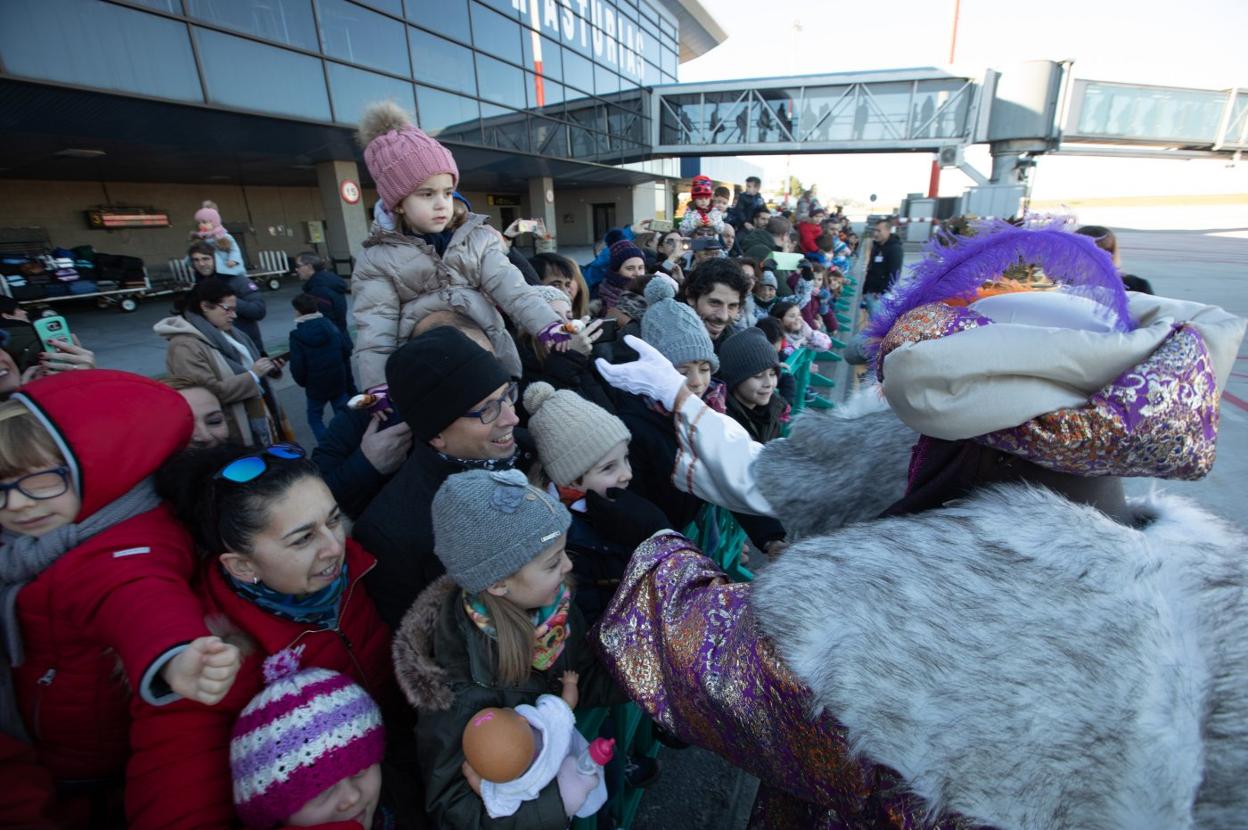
191,200,247,277
351,102,571,390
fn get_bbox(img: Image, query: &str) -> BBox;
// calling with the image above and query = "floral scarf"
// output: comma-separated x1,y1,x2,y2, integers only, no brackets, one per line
464,582,572,672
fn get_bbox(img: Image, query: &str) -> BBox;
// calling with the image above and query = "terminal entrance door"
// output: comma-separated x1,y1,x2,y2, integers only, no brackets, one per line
592,203,617,242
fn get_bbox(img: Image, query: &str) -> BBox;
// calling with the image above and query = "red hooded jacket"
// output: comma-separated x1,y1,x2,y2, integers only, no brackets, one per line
798,220,824,254
9,371,206,784
125,539,397,830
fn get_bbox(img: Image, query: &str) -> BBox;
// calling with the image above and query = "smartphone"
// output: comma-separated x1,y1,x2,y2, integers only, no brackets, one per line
596,318,620,342
33,315,73,352
680,237,692,251
649,218,673,233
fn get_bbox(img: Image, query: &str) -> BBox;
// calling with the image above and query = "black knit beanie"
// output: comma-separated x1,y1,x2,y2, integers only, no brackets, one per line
719,327,781,391
385,327,512,441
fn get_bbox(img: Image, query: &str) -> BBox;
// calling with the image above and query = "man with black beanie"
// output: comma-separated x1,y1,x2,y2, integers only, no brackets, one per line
352,326,535,627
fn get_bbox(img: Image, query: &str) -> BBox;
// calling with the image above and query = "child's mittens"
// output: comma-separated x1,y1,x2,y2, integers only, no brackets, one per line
555,756,598,818
163,635,241,705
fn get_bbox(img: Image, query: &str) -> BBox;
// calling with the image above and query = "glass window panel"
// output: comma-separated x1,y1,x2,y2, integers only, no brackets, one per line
129,0,179,11
562,49,592,94
327,62,415,124
470,3,522,65
410,28,477,95
0,0,202,102
641,28,661,67
526,72,564,113
476,54,526,105
406,0,470,41
356,0,403,15
1074,82,1226,143
523,33,563,82
642,59,661,87
480,103,530,151
187,0,319,50
660,45,676,77
417,84,480,136
195,27,330,119
474,0,519,18
594,64,620,96
530,117,569,158
317,0,408,75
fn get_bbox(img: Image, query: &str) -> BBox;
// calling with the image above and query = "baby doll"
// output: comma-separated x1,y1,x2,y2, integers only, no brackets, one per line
462,669,613,819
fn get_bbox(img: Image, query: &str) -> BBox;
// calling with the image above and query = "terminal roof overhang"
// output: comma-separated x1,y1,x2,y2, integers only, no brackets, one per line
659,0,727,62
0,80,659,191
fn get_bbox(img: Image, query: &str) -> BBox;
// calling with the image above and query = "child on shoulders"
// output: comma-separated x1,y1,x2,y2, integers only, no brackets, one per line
678,176,726,235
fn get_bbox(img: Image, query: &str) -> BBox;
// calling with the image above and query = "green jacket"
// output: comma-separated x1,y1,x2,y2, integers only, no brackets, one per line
394,576,623,830
739,229,778,261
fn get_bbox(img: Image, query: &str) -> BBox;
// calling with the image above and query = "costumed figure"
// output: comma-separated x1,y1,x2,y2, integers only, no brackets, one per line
590,221,1248,829
461,670,612,820
192,201,247,277
679,176,726,235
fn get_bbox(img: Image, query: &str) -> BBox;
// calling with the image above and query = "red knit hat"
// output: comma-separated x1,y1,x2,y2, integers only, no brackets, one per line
357,102,459,209
691,175,714,199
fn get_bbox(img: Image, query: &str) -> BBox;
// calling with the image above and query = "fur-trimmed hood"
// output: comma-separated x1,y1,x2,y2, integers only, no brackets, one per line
754,387,916,539
752,484,1248,829
392,575,458,712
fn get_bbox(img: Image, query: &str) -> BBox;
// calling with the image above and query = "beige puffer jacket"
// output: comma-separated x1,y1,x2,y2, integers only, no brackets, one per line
351,213,561,389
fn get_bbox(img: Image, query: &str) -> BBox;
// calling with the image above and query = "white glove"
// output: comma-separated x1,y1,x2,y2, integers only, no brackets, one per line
595,334,687,410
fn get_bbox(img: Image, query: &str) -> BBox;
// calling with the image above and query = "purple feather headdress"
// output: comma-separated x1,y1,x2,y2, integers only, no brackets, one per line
864,220,1133,358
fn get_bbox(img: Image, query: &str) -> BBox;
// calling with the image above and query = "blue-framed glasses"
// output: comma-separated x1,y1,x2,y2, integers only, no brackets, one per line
462,383,519,425
0,466,71,509
213,443,305,483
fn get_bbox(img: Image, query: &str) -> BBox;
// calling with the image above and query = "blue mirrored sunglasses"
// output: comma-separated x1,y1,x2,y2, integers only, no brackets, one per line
213,443,306,483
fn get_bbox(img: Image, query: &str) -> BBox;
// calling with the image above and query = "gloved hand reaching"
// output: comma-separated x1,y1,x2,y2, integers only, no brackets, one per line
594,335,687,411
584,487,672,550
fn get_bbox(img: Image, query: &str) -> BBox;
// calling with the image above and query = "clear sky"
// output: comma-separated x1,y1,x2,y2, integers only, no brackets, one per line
675,0,1248,210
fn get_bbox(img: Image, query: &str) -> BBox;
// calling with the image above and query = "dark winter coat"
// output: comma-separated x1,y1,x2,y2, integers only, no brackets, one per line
311,407,397,520
565,513,634,627
352,436,537,628
739,228,778,259
303,269,351,339
393,577,623,830
9,372,207,785
125,540,397,830
725,392,787,444
731,191,767,231
221,273,267,351
517,340,615,426
1,317,41,372
616,392,785,550
289,313,352,401
863,234,904,295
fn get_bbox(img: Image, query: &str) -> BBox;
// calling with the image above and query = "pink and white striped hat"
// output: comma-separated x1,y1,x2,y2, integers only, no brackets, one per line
230,647,385,828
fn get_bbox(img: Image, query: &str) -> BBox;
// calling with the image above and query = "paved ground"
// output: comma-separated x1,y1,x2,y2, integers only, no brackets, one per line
34,226,1248,827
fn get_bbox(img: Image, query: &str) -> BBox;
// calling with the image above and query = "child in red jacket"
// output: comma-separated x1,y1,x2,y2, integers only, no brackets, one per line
0,370,240,826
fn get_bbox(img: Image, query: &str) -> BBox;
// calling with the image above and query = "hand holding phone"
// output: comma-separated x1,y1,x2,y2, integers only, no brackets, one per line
33,315,73,353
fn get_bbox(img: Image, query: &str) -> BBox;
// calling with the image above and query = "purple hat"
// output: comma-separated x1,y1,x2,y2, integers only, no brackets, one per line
608,240,645,274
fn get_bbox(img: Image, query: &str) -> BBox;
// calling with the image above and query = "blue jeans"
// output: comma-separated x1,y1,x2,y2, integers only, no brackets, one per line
307,393,349,444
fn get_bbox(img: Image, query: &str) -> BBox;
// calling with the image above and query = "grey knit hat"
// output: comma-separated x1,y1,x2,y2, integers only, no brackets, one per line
523,382,631,486
719,327,781,391
759,271,778,289
432,469,571,594
640,277,719,373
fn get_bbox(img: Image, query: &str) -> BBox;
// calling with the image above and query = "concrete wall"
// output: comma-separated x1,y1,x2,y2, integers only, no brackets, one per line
0,179,379,274
552,186,636,247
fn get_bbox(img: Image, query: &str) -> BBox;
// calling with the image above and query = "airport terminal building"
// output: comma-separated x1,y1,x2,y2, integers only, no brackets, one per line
0,0,726,274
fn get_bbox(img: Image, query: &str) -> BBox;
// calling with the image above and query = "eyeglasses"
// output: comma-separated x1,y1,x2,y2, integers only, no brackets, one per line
208,302,238,316
0,467,71,509
214,443,305,484
462,383,518,425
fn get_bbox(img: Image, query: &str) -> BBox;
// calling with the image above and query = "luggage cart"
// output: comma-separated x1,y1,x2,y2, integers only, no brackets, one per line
166,250,292,291
0,228,150,315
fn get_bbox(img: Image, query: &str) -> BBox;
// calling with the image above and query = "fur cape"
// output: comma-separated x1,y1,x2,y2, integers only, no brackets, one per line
751,483,1248,830
754,388,917,539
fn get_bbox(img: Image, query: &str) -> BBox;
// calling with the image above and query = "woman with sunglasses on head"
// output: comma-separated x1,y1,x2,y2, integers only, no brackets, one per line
127,441,403,830
154,279,278,447
0,370,241,828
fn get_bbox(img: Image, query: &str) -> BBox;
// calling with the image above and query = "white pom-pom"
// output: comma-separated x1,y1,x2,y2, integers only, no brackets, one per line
644,275,677,304
523,381,556,414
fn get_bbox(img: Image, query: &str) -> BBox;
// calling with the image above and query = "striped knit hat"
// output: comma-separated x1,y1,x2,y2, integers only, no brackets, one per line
230,647,385,828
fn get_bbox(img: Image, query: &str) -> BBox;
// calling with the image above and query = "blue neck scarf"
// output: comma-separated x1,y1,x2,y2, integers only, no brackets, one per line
225,561,349,628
